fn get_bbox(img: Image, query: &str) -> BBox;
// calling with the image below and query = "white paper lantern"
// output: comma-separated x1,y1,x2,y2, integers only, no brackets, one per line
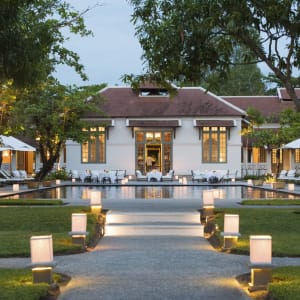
72,213,87,233
90,190,102,206
224,214,239,235
250,235,272,265
30,235,53,264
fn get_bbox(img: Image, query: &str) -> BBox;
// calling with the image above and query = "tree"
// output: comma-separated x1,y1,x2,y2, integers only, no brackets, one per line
248,108,300,176
0,0,94,87
9,78,105,180
201,47,267,95
129,0,300,110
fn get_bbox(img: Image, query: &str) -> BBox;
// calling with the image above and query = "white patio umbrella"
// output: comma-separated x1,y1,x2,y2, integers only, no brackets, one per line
282,138,300,149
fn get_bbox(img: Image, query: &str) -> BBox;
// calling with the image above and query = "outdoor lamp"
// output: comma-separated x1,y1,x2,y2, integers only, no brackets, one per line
90,190,102,207
221,214,241,249
12,183,19,192
202,190,215,222
30,235,56,284
202,190,215,208
249,235,272,291
288,183,294,191
55,179,61,185
69,213,89,248
90,190,102,215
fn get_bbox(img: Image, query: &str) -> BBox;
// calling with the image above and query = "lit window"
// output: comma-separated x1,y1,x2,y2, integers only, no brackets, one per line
295,149,300,163
202,127,227,163
81,127,106,163
252,147,266,163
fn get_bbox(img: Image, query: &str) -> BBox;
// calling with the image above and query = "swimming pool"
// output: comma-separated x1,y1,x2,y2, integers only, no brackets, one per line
7,184,297,202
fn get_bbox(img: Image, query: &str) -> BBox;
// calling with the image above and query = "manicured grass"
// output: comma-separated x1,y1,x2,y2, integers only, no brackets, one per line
241,199,300,206
0,206,100,257
0,199,63,206
214,208,300,256
269,266,300,300
0,268,49,300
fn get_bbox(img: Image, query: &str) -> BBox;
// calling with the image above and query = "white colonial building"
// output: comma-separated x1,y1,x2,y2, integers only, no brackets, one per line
66,84,246,177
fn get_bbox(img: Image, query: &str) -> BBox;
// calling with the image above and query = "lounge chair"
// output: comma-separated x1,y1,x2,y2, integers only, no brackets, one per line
162,170,174,181
0,169,24,182
135,170,147,181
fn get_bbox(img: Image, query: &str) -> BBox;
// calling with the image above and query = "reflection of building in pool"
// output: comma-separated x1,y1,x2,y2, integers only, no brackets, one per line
135,186,173,199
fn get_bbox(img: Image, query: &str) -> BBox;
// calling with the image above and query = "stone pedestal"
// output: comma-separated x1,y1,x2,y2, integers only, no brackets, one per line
32,267,53,284
249,267,272,291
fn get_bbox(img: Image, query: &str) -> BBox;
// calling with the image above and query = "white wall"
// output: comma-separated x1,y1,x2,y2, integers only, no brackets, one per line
66,117,243,177
173,118,242,176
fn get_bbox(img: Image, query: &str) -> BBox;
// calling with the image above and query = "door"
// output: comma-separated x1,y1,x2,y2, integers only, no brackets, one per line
146,145,161,172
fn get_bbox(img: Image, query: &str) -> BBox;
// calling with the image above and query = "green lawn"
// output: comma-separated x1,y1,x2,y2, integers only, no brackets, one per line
269,266,300,300
214,208,300,299
0,206,99,257
214,208,300,256
0,268,50,300
0,199,63,206
241,199,300,206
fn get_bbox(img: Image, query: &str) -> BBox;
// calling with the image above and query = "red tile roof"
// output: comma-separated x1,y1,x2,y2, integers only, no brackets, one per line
222,96,296,120
86,87,245,118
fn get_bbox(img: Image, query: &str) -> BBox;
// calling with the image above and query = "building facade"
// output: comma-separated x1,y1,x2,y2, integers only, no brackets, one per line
66,85,246,177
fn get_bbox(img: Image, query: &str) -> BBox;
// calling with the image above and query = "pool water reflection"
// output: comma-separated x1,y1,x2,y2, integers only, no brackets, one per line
8,185,297,201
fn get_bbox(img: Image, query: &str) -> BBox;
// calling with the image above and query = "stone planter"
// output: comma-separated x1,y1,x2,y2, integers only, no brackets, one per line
271,182,285,189
253,179,264,186
42,180,52,187
27,181,40,189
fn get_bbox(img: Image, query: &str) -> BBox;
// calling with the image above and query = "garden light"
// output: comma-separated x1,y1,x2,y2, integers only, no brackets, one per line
221,214,241,249
30,235,55,284
69,213,88,248
249,235,272,291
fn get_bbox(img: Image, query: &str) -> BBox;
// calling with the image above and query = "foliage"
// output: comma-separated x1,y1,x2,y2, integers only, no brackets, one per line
269,266,300,300
0,81,17,134
248,108,300,149
0,206,98,257
0,268,49,300
200,46,267,95
214,208,300,257
0,0,94,87
129,0,300,110
9,78,105,180
47,168,70,180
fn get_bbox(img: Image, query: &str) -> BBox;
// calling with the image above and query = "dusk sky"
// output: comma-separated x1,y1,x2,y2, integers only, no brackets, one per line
55,0,144,87
55,0,274,88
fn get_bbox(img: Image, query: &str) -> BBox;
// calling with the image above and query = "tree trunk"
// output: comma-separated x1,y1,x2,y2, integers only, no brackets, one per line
36,142,62,181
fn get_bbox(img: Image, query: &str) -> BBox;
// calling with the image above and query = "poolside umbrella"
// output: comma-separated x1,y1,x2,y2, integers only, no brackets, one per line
282,138,300,149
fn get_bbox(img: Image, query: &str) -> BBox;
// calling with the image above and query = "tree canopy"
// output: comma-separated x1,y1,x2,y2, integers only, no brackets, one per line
9,79,105,179
129,0,300,109
0,0,93,87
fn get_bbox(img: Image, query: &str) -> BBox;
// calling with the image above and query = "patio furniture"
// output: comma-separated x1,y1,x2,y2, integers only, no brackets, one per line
162,170,174,181
135,170,147,181
70,170,80,181
116,170,126,182
147,170,162,182
90,170,99,183
191,170,206,182
277,170,288,180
